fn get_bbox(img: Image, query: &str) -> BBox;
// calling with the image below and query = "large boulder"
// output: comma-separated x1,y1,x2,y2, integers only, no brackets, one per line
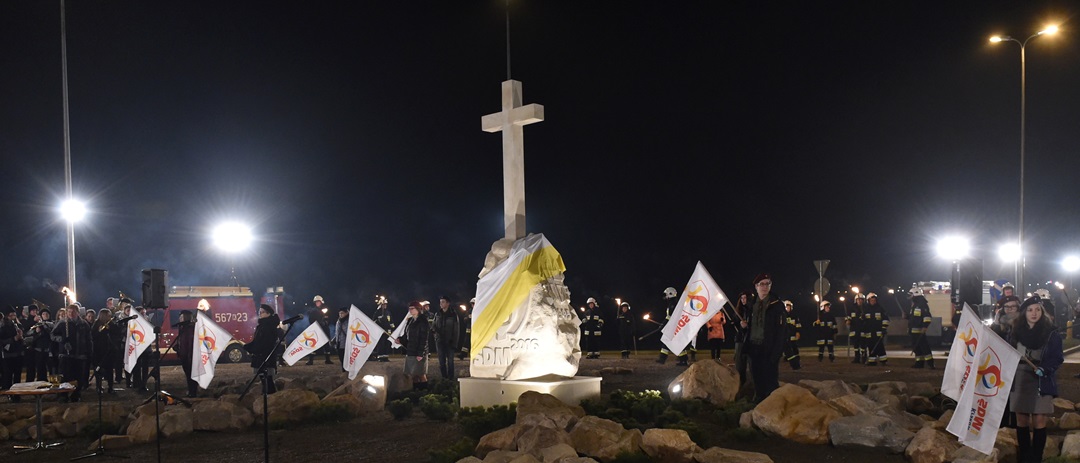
126,406,193,443
828,414,915,453
905,427,960,463
828,393,886,417
252,389,320,424
1060,412,1080,430
949,446,998,463
515,424,572,458
693,447,774,463
668,359,739,406
539,443,578,462
322,374,386,414
568,416,643,462
192,399,255,432
751,384,840,444
1062,431,1080,459
808,380,861,402
1054,397,1075,412
641,428,699,463
476,424,521,459
516,391,584,431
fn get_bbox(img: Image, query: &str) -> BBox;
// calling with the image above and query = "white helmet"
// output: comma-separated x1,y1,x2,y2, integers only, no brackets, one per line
469,297,476,304
663,287,678,299
586,297,597,305
866,292,878,299
819,300,831,309
313,295,324,303
1035,289,1051,300
784,300,793,308
909,287,924,297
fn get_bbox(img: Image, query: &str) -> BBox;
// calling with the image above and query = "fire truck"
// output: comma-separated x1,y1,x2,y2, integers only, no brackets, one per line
148,286,287,364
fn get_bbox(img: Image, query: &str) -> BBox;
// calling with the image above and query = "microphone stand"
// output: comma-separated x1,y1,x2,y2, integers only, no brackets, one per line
237,317,295,463
71,351,128,460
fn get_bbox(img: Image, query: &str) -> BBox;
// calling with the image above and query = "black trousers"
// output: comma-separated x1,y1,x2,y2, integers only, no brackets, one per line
32,350,50,381
59,356,88,400
746,344,779,402
1,356,23,389
436,342,455,380
708,338,723,360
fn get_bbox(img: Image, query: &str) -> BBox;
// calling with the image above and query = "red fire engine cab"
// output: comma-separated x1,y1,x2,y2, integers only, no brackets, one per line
149,286,286,363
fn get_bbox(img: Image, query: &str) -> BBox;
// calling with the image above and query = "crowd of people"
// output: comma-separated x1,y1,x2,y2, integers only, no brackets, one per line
0,297,156,403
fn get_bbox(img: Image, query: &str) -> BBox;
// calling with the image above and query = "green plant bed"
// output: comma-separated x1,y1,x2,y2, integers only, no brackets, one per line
428,437,476,463
457,403,516,440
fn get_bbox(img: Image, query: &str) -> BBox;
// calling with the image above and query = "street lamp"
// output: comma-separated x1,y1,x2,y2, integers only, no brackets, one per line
60,198,85,300
936,236,970,261
990,24,1059,293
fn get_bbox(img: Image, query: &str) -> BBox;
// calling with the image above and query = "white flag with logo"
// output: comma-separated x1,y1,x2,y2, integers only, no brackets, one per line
124,312,156,373
942,303,985,400
946,329,1020,454
389,315,408,348
343,304,384,380
661,261,729,355
282,321,329,366
192,315,235,389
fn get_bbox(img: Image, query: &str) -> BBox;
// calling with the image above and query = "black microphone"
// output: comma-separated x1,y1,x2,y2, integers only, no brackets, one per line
282,315,303,325
117,315,138,323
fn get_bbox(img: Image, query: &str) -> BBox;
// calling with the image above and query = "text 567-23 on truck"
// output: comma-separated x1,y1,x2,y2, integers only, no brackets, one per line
148,286,286,364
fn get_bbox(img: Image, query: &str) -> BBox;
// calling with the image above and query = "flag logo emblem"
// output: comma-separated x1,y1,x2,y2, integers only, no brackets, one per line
130,329,144,344
199,328,216,352
975,348,1006,397
350,321,370,346
682,281,710,317
302,332,318,348
958,324,979,360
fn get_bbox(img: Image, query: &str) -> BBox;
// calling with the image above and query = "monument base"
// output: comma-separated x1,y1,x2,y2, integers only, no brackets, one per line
459,376,601,408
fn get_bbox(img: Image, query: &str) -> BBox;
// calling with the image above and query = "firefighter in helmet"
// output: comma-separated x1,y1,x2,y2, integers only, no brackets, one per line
581,298,604,358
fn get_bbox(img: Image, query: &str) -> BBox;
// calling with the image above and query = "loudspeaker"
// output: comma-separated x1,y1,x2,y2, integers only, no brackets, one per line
141,268,169,308
951,258,983,307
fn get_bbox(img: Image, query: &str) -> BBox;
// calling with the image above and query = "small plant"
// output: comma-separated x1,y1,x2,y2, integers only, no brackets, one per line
427,437,476,463
309,402,354,423
654,409,686,428
420,393,458,421
457,403,517,440
579,398,605,417
629,392,667,423
711,398,755,427
388,398,414,420
668,398,708,417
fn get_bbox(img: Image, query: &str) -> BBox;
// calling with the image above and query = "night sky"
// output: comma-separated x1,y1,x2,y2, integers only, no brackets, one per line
2,1,1079,323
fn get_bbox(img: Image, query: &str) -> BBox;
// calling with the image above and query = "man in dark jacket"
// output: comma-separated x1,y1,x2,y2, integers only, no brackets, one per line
398,302,430,389
52,304,92,402
26,308,55,381
305,295,333,365
433,296,460,380
244,305,283,394
173,310,198,397
740,273,786,403
863,293,890,366
373,297,394,362
582,298,604,359
1,306,25,399
90,308,117,393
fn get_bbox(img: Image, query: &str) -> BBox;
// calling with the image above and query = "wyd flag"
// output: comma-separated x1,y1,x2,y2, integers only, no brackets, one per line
283,321,329,366
945,328,1020,454
942,303,985,400
661,262,729,356
124,311,156,374
472,233,566,359
343,304,383,380
192,315,234,389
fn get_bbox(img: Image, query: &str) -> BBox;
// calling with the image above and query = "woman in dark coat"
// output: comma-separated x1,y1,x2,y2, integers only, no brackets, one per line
1009,296,1064,463
244,304,283,393
395,302,429,389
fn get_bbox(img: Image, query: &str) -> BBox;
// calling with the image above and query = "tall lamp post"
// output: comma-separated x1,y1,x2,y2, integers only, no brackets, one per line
989,24,1059,294
60,199,85,302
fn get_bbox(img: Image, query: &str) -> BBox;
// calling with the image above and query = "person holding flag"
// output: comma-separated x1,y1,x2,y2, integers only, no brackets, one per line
739,273,786,403
244,304,283,393
659,262,729,371
174,310,198,398
342,304,385,380
1009,296,1063,463
396,301,430,390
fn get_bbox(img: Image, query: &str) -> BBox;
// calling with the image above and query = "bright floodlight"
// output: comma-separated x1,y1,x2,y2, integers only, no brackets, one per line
851,286,860,294
989,36,1004,43
936,236,970,261
212,222,253,253
60,199,86,223
998,243,1021,262
1041,25,1059,35
1063,255,1080,273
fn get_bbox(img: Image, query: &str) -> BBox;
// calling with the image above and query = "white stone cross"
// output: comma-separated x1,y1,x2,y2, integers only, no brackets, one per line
481,80,544,241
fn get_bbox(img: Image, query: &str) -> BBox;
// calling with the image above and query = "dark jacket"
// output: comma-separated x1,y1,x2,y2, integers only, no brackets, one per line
746,294,786,363
244,314,283,369
0,319,23,359
403,315,430,357
174,320,196,368
91,319,114,363
432,308,460,349
52,316,92,360
1010,328,1064,397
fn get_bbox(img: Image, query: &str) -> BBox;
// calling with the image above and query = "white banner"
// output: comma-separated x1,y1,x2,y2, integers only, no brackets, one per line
942,303,984,401
661,261,729,355
946,328,1020,454
343,304,384,380
282,321,329,366
124,312,156,374
389,314,408,348
192,315,235,389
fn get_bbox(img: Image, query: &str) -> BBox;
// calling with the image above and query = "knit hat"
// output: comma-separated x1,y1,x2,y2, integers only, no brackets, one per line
752,273,771,285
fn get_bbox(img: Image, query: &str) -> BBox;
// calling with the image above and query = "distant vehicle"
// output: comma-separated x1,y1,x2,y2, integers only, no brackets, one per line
144,286,286,364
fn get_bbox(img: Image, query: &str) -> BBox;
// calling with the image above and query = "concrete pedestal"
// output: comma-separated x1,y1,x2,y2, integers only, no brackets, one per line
459,376,601,408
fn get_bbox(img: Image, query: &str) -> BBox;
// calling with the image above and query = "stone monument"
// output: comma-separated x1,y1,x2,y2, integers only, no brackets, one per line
458,80,599,407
